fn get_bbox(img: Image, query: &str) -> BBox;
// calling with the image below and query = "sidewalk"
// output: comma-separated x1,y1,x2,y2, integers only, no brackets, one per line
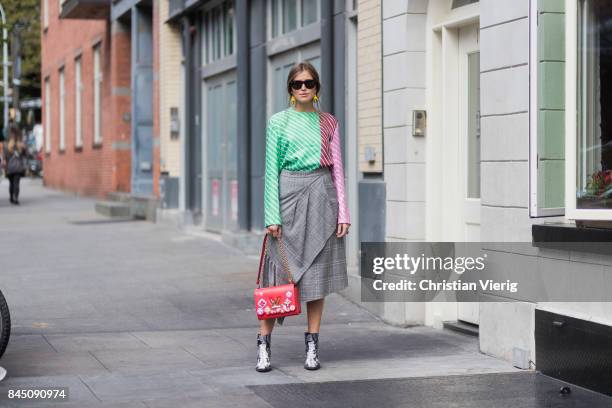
0,179,607,407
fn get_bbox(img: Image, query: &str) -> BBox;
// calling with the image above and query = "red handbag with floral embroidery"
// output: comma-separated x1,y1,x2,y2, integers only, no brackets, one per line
254,233,301,320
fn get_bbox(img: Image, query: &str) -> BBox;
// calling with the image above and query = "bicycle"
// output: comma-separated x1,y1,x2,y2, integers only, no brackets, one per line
0,290,10,359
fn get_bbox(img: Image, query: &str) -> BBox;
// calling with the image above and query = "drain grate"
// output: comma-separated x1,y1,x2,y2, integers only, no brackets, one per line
248,372,612,408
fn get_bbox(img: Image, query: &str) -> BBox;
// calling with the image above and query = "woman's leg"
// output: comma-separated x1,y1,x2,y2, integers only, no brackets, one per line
13,174,20,202
306,298,325,333
8,175,15,201
258,318,276,335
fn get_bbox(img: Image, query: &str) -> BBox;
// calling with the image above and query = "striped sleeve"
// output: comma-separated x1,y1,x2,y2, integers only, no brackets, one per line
329,119,350,225
264,117,282,227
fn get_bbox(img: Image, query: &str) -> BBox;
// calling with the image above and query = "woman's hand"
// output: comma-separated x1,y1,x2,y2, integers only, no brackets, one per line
266,224,282,239
336,223,350,238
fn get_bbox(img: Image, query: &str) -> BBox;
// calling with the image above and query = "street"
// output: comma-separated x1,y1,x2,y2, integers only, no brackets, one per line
0,179,609,407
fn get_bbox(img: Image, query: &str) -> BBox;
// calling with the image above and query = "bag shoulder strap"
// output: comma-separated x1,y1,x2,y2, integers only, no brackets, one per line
256,233,294,288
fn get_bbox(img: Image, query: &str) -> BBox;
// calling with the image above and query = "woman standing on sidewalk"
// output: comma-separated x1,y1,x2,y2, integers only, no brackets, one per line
3,126,27,205
256,61,351,372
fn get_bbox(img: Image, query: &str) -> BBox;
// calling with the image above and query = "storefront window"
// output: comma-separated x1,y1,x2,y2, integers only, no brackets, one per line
576,0,612,209
202,1,235,66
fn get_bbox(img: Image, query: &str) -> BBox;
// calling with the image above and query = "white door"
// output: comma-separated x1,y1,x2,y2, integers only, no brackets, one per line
456,23,481,325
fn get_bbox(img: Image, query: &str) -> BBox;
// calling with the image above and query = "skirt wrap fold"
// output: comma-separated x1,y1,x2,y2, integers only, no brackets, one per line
261,167,348,325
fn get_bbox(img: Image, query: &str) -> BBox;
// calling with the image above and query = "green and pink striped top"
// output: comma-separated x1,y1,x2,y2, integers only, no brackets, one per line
264,107,350,228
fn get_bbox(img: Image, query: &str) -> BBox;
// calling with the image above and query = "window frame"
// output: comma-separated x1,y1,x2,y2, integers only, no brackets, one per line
202,0,236,66
43,0,49,29
44,76,51,153
75,56,83,149
59,66,65,151
93,44,102,146
268,0,320,40
565,0,612,220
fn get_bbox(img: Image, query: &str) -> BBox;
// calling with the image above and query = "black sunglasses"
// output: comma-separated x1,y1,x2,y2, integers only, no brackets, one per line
290,79,318,90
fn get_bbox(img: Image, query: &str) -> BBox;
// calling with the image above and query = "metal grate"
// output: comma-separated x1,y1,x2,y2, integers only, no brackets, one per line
536,309,612,397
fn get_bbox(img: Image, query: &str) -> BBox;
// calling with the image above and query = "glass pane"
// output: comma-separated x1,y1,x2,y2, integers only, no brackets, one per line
226,80,239,227
224,1,234,56
576,0,612,209
282,0,297,34
301,0,317,26
467,52,480,199
274,66,285,113
272,0,279,38
202,12,209,65
213,7,221,61
306,55,320,75
207,85,223,225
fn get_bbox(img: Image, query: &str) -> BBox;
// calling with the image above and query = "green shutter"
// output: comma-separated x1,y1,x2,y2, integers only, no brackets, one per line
537,0,565,211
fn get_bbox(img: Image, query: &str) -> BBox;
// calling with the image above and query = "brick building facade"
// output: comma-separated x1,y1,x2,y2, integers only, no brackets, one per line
41,0,160,199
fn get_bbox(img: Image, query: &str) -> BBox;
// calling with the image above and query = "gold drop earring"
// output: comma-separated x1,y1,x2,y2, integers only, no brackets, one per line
290,95,296,106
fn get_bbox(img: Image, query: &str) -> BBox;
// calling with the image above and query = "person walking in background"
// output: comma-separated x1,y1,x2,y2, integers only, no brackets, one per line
3,126,27,205
256,61,351,372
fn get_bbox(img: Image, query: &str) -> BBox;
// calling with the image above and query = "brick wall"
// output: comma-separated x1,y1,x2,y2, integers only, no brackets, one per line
158,0,182,178
41,0,132,198
357,0,383,173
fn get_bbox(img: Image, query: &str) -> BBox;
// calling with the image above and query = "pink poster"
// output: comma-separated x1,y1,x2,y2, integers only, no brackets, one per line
231,180,238,221
211,179,219,216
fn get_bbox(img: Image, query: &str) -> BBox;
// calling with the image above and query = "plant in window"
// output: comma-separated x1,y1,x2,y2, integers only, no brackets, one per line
585,169,612,198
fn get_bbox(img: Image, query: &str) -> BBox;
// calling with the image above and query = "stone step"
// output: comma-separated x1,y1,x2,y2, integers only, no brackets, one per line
106,191,131,203
130,195,160,221
95,200,131,218
443,320,479,337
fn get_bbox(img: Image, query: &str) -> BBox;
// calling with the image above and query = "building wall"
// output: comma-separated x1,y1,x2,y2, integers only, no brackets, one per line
152,1,161,197
357,0,383,174
382,0,427,241
158,0,183,178
41,0,131,198
479,0,612,364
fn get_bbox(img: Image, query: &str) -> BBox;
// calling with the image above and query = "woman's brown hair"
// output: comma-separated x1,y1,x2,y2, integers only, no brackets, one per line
7,126,23,152
286,62,321,100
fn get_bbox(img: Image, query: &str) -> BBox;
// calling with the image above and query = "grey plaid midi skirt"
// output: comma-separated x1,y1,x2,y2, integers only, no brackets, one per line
261,166,348,325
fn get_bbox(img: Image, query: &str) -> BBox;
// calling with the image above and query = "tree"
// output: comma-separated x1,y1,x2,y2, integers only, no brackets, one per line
1,0,41,99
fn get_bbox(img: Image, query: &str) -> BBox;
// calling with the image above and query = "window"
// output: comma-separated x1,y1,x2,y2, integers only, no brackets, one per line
270,0,319,39
44,77,51,153
59,67,65,151
93,44,102,145
566,0,612,219
576,0,612,211
202,1,235,65
43,0,49,29
75,57,82,148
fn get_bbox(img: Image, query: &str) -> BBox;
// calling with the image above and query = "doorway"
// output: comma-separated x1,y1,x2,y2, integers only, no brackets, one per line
131,6,154,195
203,71,238,232
428,19,481,326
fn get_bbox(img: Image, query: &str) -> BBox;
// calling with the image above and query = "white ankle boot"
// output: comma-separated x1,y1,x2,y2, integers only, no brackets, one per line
304,332,321,370
256,333,272,372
